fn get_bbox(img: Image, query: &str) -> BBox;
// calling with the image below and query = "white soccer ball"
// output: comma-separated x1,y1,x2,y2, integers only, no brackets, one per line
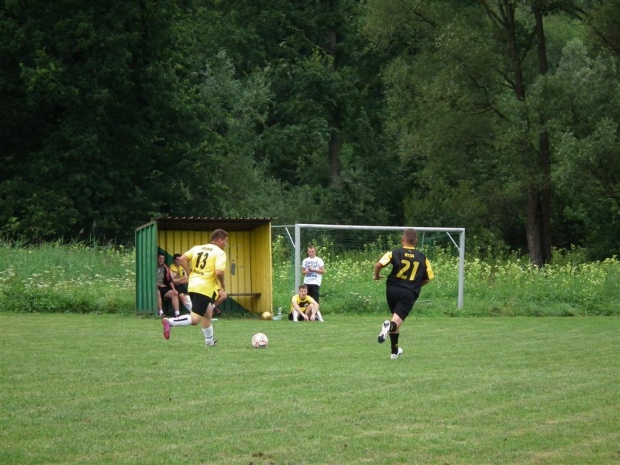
251,332,269,348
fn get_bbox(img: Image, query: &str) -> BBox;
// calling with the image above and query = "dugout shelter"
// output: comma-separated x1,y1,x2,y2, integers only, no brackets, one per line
135,217,273,315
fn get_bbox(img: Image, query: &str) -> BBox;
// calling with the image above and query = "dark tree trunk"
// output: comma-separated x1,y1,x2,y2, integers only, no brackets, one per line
531,7,553,266
483,0,553,266
502,2,526,101
328,130,341,187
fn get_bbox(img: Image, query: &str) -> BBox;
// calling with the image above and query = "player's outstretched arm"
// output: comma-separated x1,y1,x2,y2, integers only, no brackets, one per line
373,262,384,281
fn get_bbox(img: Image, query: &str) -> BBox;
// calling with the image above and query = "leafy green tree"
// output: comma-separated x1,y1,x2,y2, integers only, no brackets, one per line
549,39,619,259
187,0,404,225
0,0,204,241
362,0,617,261
584,0,620,57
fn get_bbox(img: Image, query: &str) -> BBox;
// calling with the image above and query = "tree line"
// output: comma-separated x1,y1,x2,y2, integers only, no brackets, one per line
1,0,618,262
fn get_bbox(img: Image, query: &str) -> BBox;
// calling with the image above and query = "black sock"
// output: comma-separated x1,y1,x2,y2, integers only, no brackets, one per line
390,332,400,354
389,321,398,332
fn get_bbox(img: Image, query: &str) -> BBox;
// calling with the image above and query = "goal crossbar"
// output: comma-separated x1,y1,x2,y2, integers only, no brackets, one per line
293,223,465,309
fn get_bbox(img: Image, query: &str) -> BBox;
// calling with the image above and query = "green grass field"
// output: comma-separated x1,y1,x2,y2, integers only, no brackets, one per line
2,314,618,464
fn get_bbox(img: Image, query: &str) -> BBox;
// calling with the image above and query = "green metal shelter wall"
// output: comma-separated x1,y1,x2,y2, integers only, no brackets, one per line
135,221,157,314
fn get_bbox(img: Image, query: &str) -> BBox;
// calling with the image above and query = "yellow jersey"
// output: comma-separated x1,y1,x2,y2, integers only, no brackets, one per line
290,294,316,314
169,263,186,278
184,243,226,297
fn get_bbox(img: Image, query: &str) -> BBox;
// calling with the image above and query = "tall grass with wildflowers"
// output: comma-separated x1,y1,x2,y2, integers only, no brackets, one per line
1,238,618,316
0,240,135,314
272,235,620,317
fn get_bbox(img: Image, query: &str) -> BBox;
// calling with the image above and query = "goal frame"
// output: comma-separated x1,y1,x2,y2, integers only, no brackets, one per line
293,223,465,309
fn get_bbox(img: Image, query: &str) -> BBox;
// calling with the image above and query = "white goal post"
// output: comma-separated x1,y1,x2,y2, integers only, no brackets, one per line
293,223,465,309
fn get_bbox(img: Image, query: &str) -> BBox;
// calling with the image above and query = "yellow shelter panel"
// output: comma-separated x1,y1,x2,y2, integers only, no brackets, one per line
156,228,270,313
250,224,272,313
137,218,273,315
158,230,210,258
227,231,252,295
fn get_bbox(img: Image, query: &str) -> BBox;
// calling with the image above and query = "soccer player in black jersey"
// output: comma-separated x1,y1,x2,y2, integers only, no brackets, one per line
373,228,434,359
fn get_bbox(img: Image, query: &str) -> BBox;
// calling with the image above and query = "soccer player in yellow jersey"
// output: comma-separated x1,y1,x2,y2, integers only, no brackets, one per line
289,284,320,322
170,253,192,313
374,228,434,359
162,229,228,346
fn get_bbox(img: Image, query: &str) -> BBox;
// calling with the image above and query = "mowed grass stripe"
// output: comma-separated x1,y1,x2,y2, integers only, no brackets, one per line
1,314,618,464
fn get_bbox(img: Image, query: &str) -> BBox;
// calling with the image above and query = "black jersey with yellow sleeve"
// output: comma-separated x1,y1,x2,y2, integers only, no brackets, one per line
379,246,434,296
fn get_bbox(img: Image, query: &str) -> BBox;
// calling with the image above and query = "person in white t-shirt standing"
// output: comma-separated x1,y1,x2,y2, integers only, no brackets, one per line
301,244,325,322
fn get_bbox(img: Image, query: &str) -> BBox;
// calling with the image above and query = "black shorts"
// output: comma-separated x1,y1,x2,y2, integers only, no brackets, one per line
305,284,320,303
176,283,188,294
189,292,216,317
288,311,310,321
158,286,173,300
386,286,419,321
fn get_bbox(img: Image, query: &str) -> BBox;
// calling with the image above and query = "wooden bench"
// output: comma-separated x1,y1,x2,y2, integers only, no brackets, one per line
220,292,261,313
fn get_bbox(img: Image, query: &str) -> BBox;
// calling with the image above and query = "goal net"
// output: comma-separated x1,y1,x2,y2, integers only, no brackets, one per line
271,223,465,314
